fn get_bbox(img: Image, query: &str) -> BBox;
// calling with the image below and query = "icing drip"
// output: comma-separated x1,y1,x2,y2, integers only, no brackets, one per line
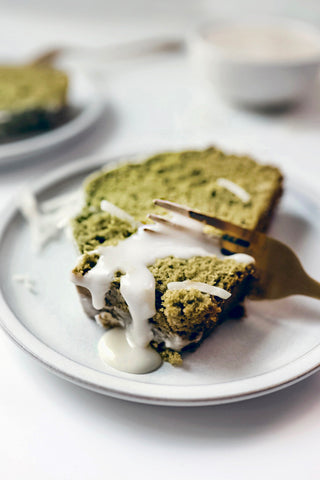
74,217,221,348
73,211,254,374
98,328,162,374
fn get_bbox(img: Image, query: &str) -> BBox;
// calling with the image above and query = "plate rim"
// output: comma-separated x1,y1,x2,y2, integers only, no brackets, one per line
0,72,104,167
0,152,320,406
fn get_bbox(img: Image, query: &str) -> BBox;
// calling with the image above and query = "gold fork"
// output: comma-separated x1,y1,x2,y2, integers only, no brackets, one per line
153,199,320,301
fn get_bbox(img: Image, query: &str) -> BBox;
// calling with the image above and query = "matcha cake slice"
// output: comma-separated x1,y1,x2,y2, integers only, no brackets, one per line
71,148,283,371
0,66,68,139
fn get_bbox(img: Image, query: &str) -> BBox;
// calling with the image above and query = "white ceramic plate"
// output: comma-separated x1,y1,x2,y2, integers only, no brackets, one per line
0,71,104,167
0,154,320,406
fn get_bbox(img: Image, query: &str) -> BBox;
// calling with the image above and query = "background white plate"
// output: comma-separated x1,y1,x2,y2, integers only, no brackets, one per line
0,154,320,406
0,71,104,167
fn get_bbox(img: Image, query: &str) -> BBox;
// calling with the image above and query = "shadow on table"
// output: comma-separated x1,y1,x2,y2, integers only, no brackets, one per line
20,348,320,444
238,80,320,131
269,211,312,251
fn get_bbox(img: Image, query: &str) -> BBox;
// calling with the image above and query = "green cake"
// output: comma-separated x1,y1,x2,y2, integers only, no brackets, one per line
71,148,283,368
0,65,68,138
73,148,283,253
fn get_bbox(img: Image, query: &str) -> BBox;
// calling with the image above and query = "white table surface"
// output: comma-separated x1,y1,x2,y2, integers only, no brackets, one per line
1,6,320,480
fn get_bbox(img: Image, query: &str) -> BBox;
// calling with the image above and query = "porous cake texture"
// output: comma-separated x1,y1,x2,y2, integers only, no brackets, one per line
71,148,283,363
73,148,283,253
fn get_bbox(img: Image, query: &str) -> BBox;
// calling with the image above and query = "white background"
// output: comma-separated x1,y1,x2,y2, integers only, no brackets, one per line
1,2,320,479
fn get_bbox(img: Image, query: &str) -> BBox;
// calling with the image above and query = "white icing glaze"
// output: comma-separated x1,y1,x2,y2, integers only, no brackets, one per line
216,178,251,203
98,328,162,374
75,215,221,311
167,280,231,299
100,199,140,228
73,212,254,374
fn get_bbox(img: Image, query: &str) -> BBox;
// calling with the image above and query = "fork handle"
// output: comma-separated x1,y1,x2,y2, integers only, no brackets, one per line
31,38,184,66
298,275,320,300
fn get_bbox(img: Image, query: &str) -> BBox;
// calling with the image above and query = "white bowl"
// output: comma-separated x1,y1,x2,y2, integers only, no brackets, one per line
190,18,320,107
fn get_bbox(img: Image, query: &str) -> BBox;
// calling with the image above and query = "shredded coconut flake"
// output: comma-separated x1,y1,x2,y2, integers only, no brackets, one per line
167,280,231,299
13,274,37,294
95,314,105,327
18,189,83,251
163,333,203,350
100,200,140,228
41,191,82,213
216,178,251,203
229,253,255,264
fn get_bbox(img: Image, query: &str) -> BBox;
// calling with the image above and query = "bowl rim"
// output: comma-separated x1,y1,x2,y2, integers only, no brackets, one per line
193,15,320,67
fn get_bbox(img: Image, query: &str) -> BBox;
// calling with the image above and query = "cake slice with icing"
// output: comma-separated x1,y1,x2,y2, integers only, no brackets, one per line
71,148,283,373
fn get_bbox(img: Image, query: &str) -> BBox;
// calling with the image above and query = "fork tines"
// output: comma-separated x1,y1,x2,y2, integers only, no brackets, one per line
147,213,186,231
153,198,254,242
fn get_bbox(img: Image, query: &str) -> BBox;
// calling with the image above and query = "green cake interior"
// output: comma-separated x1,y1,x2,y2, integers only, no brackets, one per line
73,253,255,364
73,147,282,254
0,65,68,137
72,148,282,364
